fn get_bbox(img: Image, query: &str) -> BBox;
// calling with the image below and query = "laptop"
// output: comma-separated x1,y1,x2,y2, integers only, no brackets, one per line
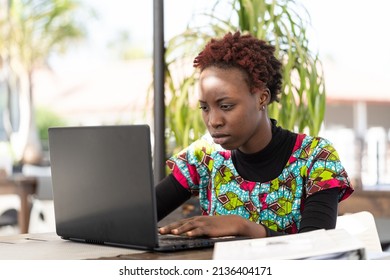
48,125,242,251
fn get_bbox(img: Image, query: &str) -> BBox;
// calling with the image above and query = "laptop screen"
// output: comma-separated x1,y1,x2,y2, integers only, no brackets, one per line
48,125,159,249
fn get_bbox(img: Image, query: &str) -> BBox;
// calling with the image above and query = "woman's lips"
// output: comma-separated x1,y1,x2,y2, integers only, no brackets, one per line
211,134,229,145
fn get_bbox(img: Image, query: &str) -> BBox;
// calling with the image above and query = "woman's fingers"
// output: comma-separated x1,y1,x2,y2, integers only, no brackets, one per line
159,216,223,237
159,215,267,238
158,218,193,234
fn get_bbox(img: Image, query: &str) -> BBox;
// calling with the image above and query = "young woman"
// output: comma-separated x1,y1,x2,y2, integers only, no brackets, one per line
156,31,353,238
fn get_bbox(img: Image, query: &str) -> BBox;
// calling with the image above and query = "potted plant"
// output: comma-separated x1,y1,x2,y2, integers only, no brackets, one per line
164,0,326,155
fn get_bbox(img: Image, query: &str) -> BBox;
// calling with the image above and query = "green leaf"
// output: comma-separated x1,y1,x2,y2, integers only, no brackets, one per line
161,0,327,154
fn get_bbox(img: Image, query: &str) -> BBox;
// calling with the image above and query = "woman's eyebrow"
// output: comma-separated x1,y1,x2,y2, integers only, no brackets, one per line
216,97,234,103
199,96,234,104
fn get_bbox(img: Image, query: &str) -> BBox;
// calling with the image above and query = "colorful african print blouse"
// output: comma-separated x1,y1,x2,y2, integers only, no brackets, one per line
167,133,354,234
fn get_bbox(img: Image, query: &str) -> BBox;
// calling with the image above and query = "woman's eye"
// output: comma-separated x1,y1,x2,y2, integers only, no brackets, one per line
199,105,208,111
220,104,233,110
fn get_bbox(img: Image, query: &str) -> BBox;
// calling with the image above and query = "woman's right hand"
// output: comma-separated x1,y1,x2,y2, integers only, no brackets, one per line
159,214,267,238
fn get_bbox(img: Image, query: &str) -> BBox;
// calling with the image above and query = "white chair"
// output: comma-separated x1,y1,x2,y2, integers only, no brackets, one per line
22,164,55,233
336,211,382,254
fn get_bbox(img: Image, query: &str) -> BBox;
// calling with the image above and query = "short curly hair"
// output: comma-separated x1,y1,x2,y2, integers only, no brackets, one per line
193,31,282,103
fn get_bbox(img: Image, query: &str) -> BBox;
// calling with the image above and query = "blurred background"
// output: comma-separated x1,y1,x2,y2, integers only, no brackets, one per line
0,0,389,248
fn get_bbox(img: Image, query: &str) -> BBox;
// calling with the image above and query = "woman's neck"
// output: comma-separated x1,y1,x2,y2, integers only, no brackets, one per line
238,117,272,154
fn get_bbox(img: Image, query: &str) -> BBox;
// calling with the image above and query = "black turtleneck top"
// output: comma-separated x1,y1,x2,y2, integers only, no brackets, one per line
155,120,340,237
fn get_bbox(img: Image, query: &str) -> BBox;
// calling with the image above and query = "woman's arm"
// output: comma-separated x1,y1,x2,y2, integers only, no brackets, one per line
158,187,340,238
265,187,340,237
299,187,339,231
155,174,191,221
156,172,340,238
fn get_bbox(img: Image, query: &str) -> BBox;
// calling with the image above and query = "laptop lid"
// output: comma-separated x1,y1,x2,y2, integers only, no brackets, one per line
48,125,160,250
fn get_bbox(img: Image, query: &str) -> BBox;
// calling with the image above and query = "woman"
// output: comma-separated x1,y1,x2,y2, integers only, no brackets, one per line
156,31,353,238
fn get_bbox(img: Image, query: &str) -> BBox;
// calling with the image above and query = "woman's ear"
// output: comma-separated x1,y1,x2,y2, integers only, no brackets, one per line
254,88,271,109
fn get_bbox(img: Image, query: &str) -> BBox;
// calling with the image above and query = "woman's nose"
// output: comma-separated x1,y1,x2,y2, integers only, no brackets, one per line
207,110,224,128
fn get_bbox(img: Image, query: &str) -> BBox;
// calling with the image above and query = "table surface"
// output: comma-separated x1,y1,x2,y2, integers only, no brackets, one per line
1,231,390,260
0,232,214,260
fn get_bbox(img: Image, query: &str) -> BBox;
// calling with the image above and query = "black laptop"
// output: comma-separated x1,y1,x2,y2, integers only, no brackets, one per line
48,125,241,251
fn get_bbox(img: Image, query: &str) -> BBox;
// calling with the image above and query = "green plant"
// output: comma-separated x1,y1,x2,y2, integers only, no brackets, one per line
0,0,94,163
164,0,326,155
35,107,67,141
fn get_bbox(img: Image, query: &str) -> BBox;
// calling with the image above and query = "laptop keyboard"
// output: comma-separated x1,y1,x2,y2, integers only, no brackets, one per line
159,235,215,248
160,234,206,243
157,234,248,250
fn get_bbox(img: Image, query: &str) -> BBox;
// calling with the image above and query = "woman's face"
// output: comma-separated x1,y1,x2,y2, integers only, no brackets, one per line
198,66,270,154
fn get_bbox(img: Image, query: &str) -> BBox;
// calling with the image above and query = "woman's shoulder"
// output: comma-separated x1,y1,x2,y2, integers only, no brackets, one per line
173,134,230,160
295,133,341,161
189,134,226,153
297,133,335,149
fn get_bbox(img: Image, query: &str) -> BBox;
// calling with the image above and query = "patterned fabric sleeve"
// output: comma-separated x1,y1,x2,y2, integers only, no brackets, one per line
304,136,354,201
166,138,213,193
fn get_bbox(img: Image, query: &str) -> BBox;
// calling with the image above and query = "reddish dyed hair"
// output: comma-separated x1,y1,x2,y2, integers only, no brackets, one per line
193,31,282,103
